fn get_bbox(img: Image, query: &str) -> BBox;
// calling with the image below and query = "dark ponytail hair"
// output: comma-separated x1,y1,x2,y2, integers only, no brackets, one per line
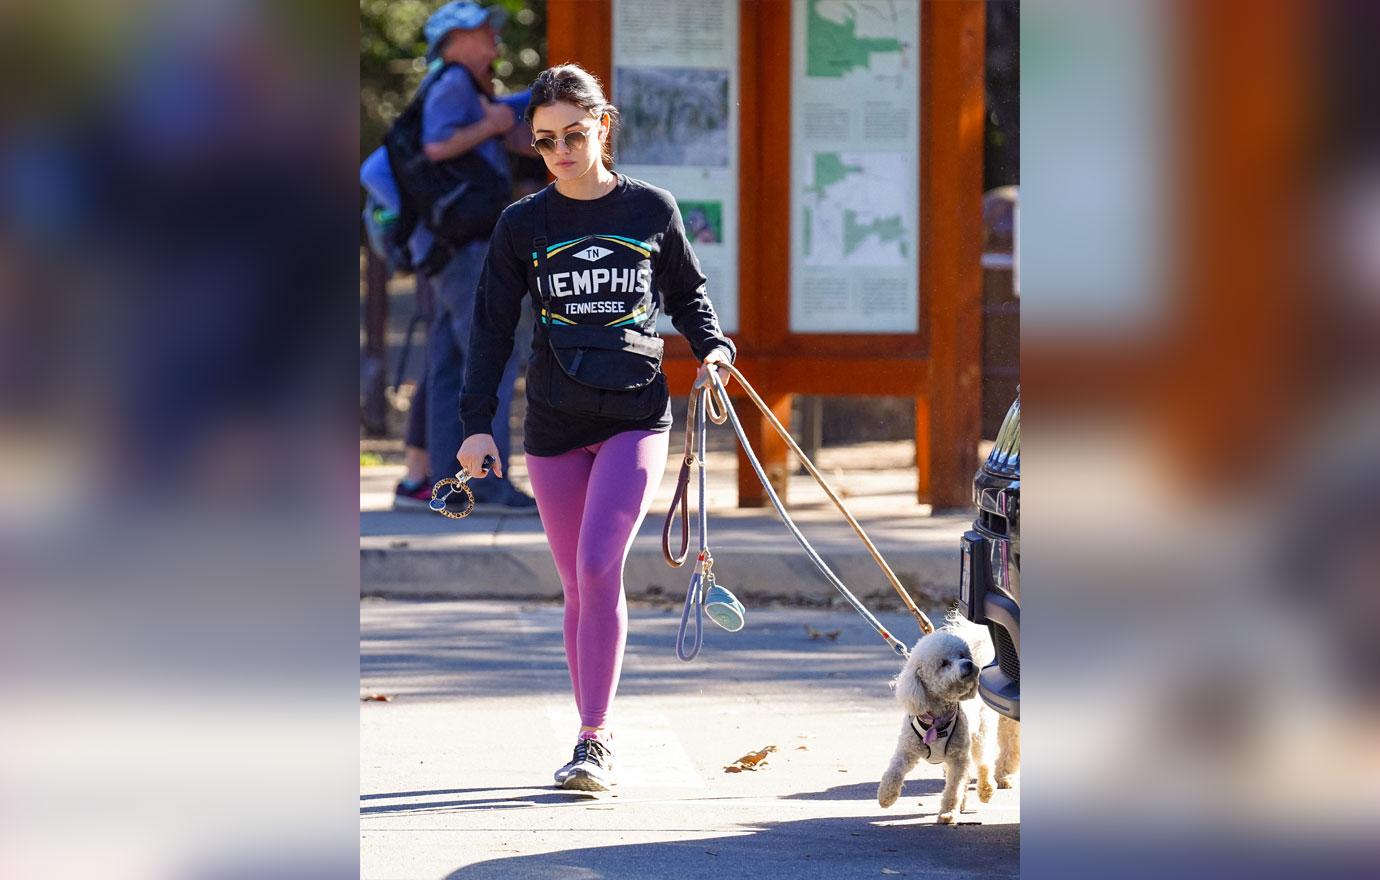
525,63,621,171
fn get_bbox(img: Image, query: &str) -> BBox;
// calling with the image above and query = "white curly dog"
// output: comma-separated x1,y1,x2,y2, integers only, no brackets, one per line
877,615,1020,823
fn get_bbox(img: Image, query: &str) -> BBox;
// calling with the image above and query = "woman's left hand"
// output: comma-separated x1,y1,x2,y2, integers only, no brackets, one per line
696,348,732,389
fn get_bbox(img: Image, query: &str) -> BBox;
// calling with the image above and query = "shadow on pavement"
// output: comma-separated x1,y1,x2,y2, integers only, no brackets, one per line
437,813,1019,880
360,787,596,817
361,602,923,703
779,778,945,801
360,787,516,800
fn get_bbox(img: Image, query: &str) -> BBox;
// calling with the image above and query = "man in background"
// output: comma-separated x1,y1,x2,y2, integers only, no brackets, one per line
403,1,536,510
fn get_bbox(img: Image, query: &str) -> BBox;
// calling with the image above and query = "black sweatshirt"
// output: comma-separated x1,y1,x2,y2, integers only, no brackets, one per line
460,174,736,457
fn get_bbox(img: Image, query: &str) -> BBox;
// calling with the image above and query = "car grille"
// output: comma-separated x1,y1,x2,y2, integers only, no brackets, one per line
993,623,1020,685
978,508,1008,537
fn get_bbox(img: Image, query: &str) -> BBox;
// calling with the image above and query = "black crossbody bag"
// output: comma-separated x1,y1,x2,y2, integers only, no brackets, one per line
532,189,668,420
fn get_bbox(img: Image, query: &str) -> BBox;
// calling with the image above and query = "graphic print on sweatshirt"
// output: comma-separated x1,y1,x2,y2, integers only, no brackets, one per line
534,233,656,329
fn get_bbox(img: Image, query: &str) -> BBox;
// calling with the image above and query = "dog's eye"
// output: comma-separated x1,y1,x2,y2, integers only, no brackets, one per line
940,659,950,667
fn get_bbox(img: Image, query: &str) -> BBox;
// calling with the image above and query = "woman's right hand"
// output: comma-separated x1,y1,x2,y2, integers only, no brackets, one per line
457,434,502,480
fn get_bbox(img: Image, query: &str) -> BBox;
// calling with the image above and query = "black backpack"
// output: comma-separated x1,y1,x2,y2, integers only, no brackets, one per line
384,64,510,266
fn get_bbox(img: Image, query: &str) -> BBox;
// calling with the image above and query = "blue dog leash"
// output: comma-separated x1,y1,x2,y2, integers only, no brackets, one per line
665,366,930,660
673,381,711,661
670,376,745,661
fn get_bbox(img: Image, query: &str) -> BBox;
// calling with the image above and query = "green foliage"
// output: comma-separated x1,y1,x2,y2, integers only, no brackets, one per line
359,1,547,159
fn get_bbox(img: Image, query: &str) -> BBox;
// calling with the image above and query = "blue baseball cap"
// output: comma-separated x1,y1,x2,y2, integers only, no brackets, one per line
425,2,508,60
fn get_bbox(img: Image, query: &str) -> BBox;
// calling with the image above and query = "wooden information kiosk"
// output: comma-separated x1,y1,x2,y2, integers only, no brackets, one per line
548,0,985,510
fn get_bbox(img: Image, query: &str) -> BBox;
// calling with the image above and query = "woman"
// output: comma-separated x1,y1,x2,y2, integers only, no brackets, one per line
456,64,735,792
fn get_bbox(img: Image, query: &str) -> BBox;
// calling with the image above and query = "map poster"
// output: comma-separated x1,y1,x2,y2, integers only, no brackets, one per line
790,0,920,334
613,0,739,334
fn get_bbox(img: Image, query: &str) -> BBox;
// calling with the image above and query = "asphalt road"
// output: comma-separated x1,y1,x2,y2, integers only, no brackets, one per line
361,598,1019,879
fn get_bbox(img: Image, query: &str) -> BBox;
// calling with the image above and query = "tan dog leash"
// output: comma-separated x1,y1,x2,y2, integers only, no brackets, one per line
663,364,934,653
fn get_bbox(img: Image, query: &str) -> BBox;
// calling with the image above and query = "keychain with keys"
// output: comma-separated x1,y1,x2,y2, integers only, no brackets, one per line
429,455,496,519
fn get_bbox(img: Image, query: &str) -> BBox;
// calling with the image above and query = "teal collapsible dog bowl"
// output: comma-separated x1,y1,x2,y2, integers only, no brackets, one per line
704,583,746,632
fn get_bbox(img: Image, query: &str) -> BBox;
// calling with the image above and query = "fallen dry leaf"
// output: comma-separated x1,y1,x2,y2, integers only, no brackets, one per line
795,745,809,751
724,745,778,773
805,625,821,639
361,694,393,702
824,630,841,641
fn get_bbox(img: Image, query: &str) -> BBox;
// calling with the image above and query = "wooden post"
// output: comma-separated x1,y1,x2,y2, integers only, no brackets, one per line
547,0,612,87
737,390,794,507
739,0,794,507
920,0,986,508
915,395,932,502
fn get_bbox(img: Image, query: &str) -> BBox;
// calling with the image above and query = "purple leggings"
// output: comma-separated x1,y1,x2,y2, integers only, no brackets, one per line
526,429,669,731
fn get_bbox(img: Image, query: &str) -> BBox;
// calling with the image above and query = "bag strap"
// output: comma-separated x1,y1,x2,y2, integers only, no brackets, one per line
532,187,554,335
530,184,657,339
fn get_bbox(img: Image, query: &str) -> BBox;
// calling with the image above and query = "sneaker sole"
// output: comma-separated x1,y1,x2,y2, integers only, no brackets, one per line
561,771,614,792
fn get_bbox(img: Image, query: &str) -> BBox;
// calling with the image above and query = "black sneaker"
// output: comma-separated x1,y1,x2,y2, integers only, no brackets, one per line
392,477,433,512
561,738,614,792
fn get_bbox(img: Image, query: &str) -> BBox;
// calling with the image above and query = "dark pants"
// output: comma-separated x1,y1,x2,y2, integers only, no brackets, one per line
425,240,528,500
404,375,427,451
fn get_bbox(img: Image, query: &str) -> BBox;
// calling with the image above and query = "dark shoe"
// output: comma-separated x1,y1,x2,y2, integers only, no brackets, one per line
392,478,433,512
561,738,614,792
471,483,539,514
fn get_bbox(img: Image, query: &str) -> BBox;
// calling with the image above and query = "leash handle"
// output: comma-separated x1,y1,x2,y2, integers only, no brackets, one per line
674,385,716,662
663,375,708,568
662,456,691,567
701,370,730,425
676,571,706,661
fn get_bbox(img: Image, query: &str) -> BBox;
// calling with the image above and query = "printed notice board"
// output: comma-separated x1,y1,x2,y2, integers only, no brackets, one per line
789,0,920,334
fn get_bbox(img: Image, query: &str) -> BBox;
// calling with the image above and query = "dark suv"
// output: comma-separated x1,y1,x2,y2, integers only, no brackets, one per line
960,391,1020,720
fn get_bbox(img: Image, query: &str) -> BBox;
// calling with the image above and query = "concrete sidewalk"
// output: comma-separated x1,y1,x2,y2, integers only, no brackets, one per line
360,598,1020,880
361,444,971,607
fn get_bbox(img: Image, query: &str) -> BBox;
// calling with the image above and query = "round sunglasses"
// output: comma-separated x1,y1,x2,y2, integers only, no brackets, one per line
532,122,600,157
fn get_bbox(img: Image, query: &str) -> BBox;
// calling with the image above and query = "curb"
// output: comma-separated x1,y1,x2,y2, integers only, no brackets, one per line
359,539,961,603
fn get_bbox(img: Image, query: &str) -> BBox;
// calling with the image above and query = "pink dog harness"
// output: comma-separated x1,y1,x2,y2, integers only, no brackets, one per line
910,708,958,764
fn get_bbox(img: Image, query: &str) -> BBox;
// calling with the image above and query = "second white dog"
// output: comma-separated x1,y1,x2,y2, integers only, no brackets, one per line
877,616,1019,823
